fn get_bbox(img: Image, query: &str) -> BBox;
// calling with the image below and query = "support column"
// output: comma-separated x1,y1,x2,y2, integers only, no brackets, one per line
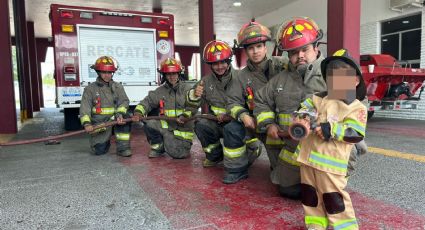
175,45,199,79
36,38,51,108
198,0,214,76
13,0,33,119
28,21,40,112
327,0,361,61
0,0,18,133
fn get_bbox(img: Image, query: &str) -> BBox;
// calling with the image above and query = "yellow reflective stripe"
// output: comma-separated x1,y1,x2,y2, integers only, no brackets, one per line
160,120,168,128
332,123,346,141
135,104,146,115
256,111,275,125
279,149,300,166
151,143,162,150
173,130,194,140
308,151,348,173
230,106,245,119
80,115,91,124
203,142,221,154
305,216,328,228
266,136,284,145
223,145,246,158
115,133,130,141
183,110,192,117
245,137,258,144
301,98,314,110
211,106,227,115
91,107,115,115
333,218,358,230
165,109,184,117
344,118,366,136
278,113,292,126
116,106,127,114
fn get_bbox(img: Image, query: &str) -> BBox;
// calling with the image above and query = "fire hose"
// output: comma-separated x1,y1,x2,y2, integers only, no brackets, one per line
0,114,230,147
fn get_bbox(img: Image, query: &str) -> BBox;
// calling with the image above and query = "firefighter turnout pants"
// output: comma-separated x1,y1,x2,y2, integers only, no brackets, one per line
300,165,358,230
143,120,193,159
90,114,131,155
194,118,224,162
222,120,265,173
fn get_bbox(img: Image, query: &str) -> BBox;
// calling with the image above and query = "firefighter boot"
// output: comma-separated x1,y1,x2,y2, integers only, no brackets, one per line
118,149,132,157
148,143,165,158
203,159,223,167
222,170,248,184
278,184,301,200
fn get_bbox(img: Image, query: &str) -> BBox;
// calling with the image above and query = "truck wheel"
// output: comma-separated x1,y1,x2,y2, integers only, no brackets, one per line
367,111,374,120
64,108,82,131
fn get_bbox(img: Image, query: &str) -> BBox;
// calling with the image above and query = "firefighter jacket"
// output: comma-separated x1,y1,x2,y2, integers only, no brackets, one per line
226,56,287,121
80,77,129,126
134,81,197,140
287,51,326,97
254,70,307,134
186,68,236,116
295,93,367,176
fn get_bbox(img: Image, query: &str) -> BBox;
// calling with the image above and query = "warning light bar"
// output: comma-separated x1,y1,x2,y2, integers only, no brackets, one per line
60,10,74,19
100,11,133,17
158,19,169,25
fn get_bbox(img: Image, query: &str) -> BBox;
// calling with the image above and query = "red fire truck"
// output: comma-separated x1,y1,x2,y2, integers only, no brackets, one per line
50,4,175,130
360,54,425,118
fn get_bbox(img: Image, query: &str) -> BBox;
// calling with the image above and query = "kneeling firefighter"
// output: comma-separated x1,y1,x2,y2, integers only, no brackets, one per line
80,56,132,157
133,58,198,159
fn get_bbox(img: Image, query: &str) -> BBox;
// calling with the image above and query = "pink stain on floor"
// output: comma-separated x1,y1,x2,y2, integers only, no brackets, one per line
118,127,425,229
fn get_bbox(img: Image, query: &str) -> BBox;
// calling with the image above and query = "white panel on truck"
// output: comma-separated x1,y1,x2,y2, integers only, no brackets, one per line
77,25,157,86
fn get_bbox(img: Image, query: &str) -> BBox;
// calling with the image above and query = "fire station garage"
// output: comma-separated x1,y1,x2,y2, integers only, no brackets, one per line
0,0,424,229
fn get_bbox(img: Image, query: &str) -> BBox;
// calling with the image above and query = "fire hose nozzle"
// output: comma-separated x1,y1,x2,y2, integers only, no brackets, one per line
288,110,317,141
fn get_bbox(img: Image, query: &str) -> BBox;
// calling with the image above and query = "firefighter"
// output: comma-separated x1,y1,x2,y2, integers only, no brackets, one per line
80,56,132,157
133,58,197,159
222,21,287,184
254,17,326,199
186,40,236,167
295,49,367,230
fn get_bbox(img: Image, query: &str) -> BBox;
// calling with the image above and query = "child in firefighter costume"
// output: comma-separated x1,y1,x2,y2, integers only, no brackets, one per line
133,58,197,159
186,40,237,167
80,56,132,157
295,49,367,230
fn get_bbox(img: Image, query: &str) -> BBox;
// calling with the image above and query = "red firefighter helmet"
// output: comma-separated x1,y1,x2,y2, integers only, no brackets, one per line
91,56,118,72
158,57,183,73
277,17,323,51
202,40,233,64
237,21,271,47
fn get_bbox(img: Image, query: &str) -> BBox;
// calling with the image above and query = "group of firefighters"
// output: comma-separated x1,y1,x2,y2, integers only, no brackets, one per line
79,16,368,230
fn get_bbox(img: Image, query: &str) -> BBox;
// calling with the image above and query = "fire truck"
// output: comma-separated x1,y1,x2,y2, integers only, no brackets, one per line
360,54,425,119
50,4,175,130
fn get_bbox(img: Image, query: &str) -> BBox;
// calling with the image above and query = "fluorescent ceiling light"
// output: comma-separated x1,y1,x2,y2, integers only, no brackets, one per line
233,2,242,7
187,26,194,30
402,20,410,24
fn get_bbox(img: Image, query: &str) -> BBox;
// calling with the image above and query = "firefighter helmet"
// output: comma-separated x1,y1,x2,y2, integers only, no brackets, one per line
277,17,323,51
91,56,118,72
237,21,271,47
321,48,366,100
158,57,183,73
203,40,233,64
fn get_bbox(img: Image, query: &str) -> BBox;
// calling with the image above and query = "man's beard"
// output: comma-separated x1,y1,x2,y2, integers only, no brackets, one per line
296,63,308,78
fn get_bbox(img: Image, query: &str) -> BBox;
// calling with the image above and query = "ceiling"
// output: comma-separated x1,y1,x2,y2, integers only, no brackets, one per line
8,0,294,46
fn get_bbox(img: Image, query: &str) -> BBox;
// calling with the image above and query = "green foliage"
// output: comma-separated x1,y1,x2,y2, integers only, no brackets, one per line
12,46,18,81
42,73,55,86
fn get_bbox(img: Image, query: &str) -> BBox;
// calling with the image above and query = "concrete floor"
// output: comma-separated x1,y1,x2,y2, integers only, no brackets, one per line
0,108,424,229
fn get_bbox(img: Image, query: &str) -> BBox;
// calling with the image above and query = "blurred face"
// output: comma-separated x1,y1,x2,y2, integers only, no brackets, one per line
245,42,267,64
288,44,319,68
165,72,179,86
211,61,229,76
99,71,114,83
327,68,359,100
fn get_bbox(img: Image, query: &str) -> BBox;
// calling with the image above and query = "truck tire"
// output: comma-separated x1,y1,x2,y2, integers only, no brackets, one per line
367,111,374,120
64,108,82,131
